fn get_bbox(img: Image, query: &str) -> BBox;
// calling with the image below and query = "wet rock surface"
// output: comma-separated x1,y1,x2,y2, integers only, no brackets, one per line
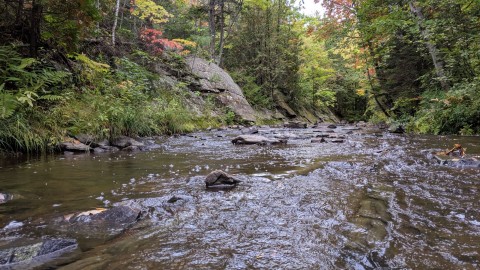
231,134,287,145
0,238,78,268
1,125,480,269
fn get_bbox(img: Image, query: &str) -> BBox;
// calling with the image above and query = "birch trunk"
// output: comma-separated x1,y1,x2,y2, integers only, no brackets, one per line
112,0,121,46
409,1,449,90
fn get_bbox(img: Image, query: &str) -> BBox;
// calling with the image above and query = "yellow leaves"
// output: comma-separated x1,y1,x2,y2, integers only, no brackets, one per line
356,89,366,96
130,0,172,24
172,39,196,48
72,53,110,73
117,80,133,89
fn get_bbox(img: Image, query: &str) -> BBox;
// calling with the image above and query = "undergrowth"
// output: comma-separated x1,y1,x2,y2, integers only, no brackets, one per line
0,46,223,153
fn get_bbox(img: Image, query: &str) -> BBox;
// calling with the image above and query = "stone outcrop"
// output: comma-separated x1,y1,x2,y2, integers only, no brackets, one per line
273,90,297,118
187,57,256,123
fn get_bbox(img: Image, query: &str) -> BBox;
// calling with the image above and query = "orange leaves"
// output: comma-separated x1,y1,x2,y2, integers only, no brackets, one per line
140,28,186,55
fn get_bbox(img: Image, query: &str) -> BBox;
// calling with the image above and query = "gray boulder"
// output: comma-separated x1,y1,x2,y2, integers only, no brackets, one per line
205,170,241,188
187,57,256,122
231,135,287,145
110,136,144,149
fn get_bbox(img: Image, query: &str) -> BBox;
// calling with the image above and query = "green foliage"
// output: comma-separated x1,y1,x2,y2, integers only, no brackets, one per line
408,79,480,134
314,89,336,108
223,109,236,126
0,46,70,119
230,71,272,109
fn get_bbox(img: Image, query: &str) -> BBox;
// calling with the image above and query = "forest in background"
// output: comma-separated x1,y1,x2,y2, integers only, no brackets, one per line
0,0,479,152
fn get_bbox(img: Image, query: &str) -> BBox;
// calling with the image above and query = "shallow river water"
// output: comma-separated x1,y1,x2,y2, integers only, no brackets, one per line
0,126,479,269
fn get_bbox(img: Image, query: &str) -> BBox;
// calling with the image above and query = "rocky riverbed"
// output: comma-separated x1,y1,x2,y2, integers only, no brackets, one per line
0,124,479,269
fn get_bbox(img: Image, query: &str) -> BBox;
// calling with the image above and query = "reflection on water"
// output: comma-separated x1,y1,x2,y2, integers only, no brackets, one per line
0,127,479,269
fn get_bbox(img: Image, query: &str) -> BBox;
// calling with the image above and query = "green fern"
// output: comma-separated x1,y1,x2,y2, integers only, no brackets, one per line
0,84,18,119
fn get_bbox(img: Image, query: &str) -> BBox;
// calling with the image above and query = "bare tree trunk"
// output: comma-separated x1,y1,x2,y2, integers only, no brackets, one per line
409,1,449,90
217,0,225,66
95,0,100,29
112,0,121,46
209,0,216,61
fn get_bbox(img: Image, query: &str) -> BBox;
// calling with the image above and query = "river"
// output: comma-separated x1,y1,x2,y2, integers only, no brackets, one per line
0,125,479,269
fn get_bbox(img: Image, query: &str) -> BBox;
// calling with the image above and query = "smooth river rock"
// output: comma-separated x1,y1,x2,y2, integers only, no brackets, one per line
205,170,242,188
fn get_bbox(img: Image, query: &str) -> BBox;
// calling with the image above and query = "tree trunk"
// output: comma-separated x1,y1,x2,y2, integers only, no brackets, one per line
209,0,216,61
29,0,42,57
409,1,449,90
95,0,100,29
112,0,121,46
217,0,225,66
15,0,24,27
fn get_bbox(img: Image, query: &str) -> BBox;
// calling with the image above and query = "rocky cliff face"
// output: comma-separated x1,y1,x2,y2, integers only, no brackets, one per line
156,57,337,124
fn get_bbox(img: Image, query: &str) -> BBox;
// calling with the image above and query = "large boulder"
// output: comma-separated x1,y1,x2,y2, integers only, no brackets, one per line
231,135,287,145
187,57,256,122
0,238,78,268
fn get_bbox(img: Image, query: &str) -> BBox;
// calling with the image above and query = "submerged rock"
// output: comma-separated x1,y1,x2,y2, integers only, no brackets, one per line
232,135,287,145
54,205,142,239
205,170,241,188
0,238,78,268
433,155,480,168
65,205,141,225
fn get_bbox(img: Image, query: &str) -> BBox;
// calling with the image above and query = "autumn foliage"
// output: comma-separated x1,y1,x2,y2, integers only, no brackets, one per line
140,28,184,55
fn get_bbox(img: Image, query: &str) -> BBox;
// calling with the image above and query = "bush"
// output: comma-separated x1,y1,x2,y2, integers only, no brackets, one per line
408,79,480,134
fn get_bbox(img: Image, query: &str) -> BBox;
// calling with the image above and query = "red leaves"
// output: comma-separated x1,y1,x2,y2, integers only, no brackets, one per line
140,28,184,55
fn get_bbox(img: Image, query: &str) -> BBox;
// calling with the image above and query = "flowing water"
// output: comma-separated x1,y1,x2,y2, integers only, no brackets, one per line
0,126,479,269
